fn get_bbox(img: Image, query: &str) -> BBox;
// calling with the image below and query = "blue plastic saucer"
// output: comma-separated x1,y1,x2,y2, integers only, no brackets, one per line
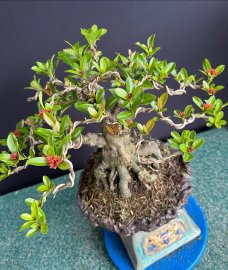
104,195,208,270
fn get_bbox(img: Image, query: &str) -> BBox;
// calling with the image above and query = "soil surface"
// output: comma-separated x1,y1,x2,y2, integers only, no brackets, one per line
77,142,191,236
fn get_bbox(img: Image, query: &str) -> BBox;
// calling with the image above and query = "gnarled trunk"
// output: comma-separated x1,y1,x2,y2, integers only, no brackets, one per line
90,124,163,198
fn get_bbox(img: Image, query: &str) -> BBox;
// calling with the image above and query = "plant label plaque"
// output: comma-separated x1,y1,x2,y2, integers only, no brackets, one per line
121,209,201,270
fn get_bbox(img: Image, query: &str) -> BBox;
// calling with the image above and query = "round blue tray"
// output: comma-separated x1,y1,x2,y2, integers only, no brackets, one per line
104,195,208,270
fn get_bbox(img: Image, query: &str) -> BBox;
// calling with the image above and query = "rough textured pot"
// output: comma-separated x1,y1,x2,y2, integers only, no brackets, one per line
120,209,200,270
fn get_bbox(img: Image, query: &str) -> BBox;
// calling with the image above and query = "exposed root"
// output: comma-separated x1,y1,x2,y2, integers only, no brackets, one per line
94,160,109,189
117,165,131,198
109,167,117,191
77,142,191,236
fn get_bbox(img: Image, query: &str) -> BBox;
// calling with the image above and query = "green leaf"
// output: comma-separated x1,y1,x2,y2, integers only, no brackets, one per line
18,221,34,232
193,138,204,149
144,118,156,134
117,111,134,120
216,65,225,75
180,144,188,153
75,101,93,113
202,58,211,71
157,92,168,110
192,96,203,108
58,161,69,170
88,107,98,118
43,112,60,132
71,127,84,141
96,88,105,104
126,77,134,93
183,152,194,162
27,157,48,166
43,145,55,156
37,185,49,192
114,88,128,99
43,175,51,186
60,115,72,133
20,213,33,221
184,105,193,117
105,96,117,111
41,223,48,234
26,228,39,238
165,62,176,73
7,133,18,153
140,94,156,105
0,153,16,165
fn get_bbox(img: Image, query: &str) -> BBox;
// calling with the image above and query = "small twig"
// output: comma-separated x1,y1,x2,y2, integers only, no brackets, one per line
157,112,208,129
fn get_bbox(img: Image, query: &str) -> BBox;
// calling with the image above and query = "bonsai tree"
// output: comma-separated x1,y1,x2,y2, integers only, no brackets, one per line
0,25,226,237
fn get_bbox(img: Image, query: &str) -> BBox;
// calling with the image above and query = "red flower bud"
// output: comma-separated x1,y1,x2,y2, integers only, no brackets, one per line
46,155,62,169
39,109,51,119
208,88,217,95
187,147,195,153
127,93,133,100
203,103,212,110
10,152,18,160
208,68,218,76
13,129,20,138
179,112,185,118
79,70,84,76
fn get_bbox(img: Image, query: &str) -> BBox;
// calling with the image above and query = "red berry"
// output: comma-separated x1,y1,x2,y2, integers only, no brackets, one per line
203,103,213,110
13,129,20,138
46,155,62,169
39,109,51,119
10,152,18,160
208,88,217,95
208,68,218,76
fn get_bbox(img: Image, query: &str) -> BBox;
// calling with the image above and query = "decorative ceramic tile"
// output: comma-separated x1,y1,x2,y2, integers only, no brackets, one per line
121,209,201,270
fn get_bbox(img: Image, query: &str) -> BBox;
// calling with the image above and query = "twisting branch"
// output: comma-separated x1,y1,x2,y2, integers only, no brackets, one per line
52,159,75,196
157,112,209,129
133,107,154,119
102,71,125,84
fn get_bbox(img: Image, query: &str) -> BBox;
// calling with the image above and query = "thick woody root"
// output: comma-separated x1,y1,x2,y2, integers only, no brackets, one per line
93,139,164,197
91,140,165,198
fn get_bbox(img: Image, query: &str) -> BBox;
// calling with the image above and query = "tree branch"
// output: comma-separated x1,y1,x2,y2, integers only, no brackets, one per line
157,112,208,129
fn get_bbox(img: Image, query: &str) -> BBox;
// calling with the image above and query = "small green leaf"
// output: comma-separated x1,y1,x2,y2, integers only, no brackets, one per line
117,111,134,120
71,127,84,141
43,145,55,156
180,144,188,153
58,161,69,170
157,92,168,110
216,65,225,75
27,157,48,166
88,107,98,118
105,96,117,111
43,112,60,132
26,228,39,238
202,58,211,71
114,88,128,99
20,213,33,221
144,118,156,134
183,152,194,162
193,138,204,149
41,223,48,234
96,88,105,104
18,221,34,232
192,96,203,108
37,185,49,192
7,133,18,153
